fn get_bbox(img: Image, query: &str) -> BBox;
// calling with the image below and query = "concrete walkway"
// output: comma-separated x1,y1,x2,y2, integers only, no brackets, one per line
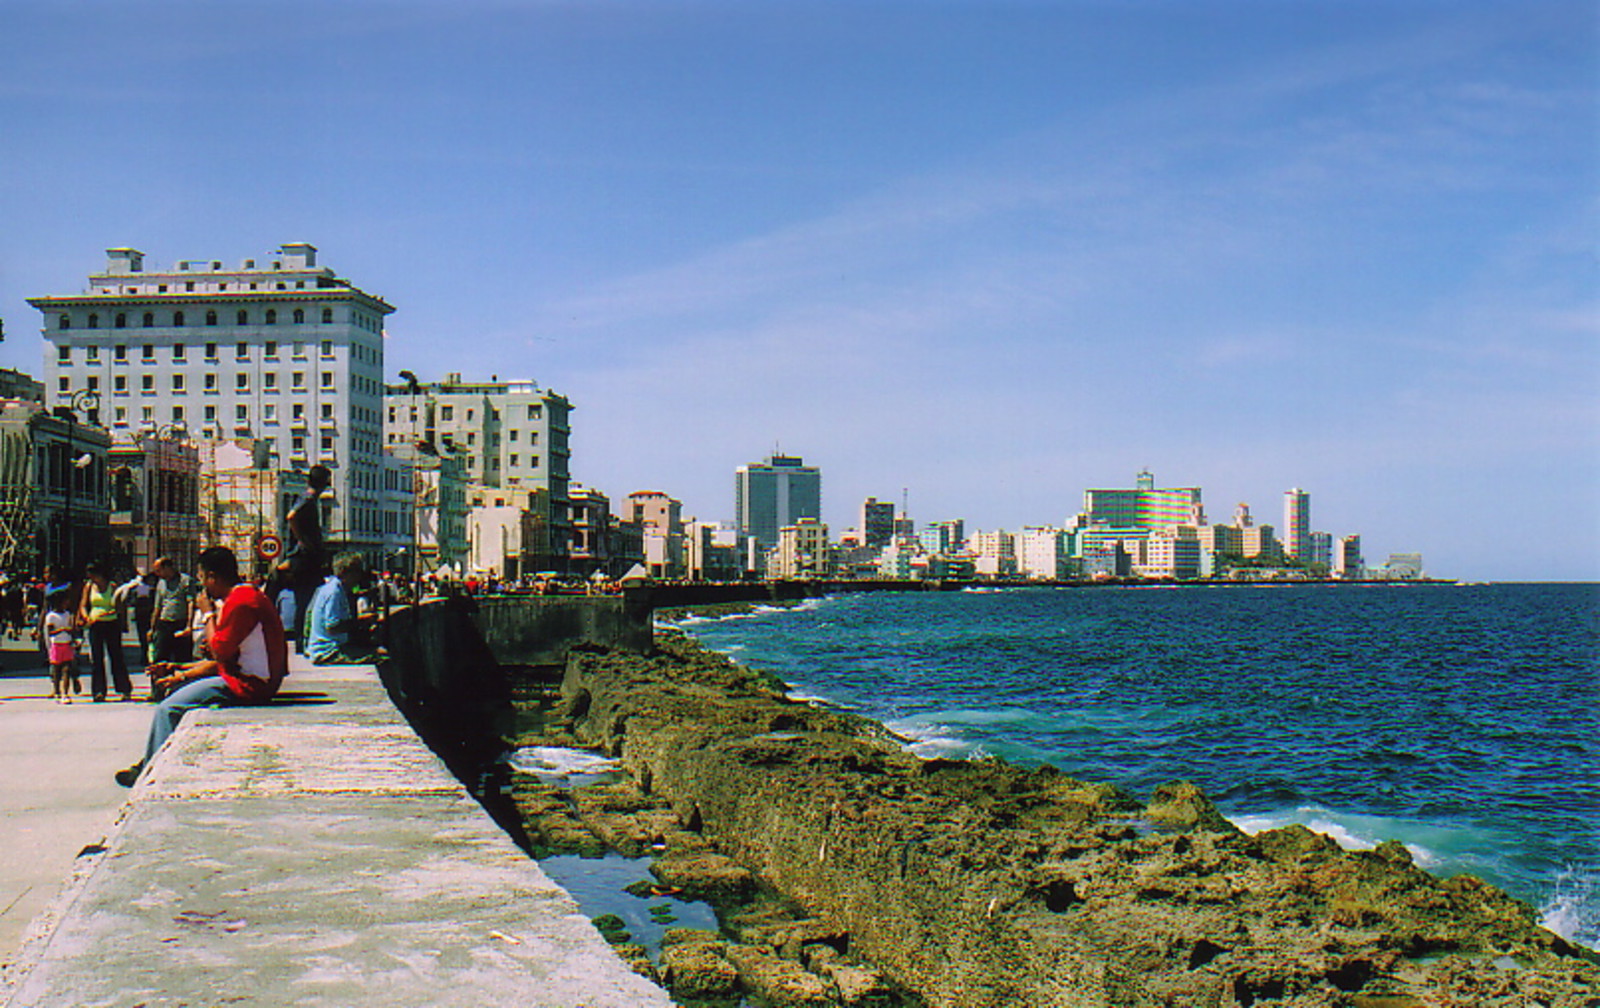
0,634,151,962
0,642,672,1007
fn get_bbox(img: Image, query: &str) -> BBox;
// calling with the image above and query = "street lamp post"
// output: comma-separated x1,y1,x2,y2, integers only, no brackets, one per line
397,370,422,601
63,390,100,575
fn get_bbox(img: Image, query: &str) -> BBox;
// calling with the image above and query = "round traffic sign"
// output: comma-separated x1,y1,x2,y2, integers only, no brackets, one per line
256,534,284,561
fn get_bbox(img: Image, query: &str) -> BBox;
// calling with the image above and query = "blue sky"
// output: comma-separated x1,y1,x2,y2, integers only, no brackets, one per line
1,1,1594,580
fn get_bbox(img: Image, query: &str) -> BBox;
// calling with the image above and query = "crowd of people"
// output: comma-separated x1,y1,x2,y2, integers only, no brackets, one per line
1,468,388,786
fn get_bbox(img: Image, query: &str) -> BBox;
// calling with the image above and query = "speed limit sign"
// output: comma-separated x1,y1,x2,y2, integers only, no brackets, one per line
255,534,284,561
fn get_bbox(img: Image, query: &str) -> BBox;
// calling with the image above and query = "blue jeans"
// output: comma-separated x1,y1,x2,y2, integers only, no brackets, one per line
144,676,236,764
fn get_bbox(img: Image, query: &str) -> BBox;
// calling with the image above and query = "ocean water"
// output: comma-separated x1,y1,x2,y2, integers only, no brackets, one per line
674,583,1600,949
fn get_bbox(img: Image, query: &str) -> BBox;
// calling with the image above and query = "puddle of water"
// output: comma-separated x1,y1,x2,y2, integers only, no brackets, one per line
538,851,721,960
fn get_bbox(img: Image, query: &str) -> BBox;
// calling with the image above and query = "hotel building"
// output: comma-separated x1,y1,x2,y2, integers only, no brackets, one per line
30,244,393,550
735,454,821,549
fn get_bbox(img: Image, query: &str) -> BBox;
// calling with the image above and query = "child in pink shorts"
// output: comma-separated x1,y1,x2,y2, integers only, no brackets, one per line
43,593,77,703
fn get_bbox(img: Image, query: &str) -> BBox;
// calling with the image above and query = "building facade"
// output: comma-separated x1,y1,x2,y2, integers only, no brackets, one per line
859,497,897,549
108,431,201,574
735,454,821,549
31,244,394,552
384,373,572,566
0,401,112,574
1283,488,1311,561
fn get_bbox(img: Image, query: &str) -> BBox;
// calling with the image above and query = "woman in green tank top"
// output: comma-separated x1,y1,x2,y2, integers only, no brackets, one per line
77,562,132,701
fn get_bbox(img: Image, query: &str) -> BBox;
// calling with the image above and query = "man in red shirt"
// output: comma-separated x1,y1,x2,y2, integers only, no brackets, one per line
115,547,288,786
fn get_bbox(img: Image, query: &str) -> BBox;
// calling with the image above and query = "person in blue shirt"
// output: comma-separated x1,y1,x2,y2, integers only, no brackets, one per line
305,552,380,665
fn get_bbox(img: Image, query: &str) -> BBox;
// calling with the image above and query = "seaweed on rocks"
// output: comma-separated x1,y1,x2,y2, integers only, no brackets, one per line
507,634,1600,1008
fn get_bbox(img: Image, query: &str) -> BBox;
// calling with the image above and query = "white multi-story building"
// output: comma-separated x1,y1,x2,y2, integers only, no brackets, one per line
384,373,572,566
1016,527,1068,580
31,244,393,550
1283,488,1311,561
969,529,1016,578
1334,535,1364,580
773,517,830,580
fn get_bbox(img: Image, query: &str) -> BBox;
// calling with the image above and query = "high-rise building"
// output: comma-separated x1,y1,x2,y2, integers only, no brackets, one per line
860,497,896,549
734,454,821,549
1334,535,1363,580
32,244,393,549
1283,488,1311,561
1082,471,1205,530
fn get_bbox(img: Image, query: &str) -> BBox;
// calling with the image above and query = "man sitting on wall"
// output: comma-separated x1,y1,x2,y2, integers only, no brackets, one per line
304,552,380,665
115,546,288,786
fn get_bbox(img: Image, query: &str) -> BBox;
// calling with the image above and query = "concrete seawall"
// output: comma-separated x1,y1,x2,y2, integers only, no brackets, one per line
1,651,670,1007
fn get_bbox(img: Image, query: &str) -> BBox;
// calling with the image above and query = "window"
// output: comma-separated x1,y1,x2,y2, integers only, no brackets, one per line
114,313,126,329
142,406,153,422
142,312,154,328
86,376,98,391
141,374,154,392
171,406,185,422
56,377,68,393
88,313,99,329
114,407,127,424
173,344,186,362
441,406,454,421
87,345,99,362
173,311,185,327
205,343,218,360
292,403,305,420
236,405,249,421
57,345,70,363
236,343,248,360
265,309,277,324
320,373,334,390
113,375,127,393
321,436,334,452
264,404,277,422
172,374,185,392
321,307,333,323
527,405,542,419
57,315,69,330
320,403,334,419
291,372,305,390
509,429,518,442
236,310,248,325
236,374,249,391
142,344,155,361
204,373,217,391
292,436,305,453
265,341,278,358
292,341,306,358
205,406,216,422
293,308,305,324
114,345,127,362
205,310,218,326
321,341,333,358
264,373,278,391
509,454,519,467
466,432,476,445
530,456,540,469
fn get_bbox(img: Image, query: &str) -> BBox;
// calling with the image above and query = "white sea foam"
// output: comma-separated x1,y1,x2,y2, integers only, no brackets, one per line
884,717,976,758
1229,806,1441,868
508,746,621,777
1538,866,1597,946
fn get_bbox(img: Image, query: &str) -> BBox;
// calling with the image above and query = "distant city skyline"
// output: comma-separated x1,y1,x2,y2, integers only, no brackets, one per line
0,2,1594,581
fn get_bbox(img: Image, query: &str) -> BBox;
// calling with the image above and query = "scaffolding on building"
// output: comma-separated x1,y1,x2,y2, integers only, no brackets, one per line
0,426,35,572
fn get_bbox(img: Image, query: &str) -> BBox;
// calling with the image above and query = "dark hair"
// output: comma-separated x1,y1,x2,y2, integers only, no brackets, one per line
308,464,332,488
196,546,240,583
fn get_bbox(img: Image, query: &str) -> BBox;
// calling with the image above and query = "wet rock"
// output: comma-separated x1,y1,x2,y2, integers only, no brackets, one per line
651,848,755,901
723,942,833,1007
1146,780,1239,833
659,938,741,998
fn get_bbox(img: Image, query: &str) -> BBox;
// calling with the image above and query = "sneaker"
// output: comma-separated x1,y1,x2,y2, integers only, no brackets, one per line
114,762,143,787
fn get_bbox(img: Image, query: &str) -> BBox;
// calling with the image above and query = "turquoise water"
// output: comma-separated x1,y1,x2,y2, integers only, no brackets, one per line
675,582,1600,948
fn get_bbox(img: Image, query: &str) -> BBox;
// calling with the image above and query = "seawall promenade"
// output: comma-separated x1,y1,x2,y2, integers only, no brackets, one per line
0,638,669,1007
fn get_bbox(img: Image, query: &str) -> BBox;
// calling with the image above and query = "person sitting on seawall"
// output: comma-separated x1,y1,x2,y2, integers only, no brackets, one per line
115,547,288,787
78,561,133,702
305,552,381,665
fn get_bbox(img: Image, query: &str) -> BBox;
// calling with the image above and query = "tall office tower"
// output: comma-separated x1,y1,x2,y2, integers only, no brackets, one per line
860,497,896,549
1082,471,1205,530
735,453,821,549
1283,488,1311,561
33,245,394,548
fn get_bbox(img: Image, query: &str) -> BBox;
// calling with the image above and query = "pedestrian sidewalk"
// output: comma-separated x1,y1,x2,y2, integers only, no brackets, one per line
0,634,150,964
0,643,670,1007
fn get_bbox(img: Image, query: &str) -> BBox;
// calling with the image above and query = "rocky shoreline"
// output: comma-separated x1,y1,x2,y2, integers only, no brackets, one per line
507,629,1598,1007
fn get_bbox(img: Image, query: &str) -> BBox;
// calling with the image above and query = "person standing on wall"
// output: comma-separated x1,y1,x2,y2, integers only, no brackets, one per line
277,464,331,644
77,561,132,702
